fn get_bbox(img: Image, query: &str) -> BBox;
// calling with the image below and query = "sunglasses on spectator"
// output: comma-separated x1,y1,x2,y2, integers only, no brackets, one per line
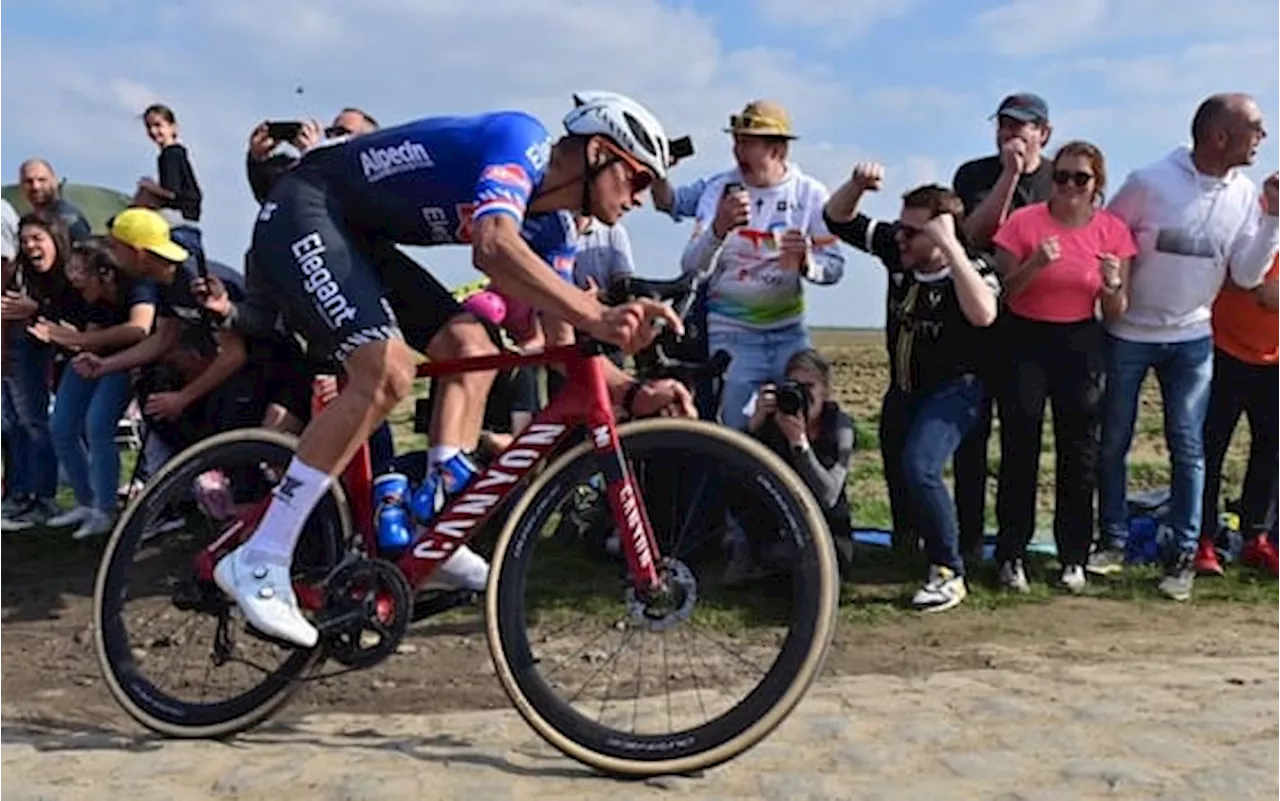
324,125,352,138
1052,170,1094,187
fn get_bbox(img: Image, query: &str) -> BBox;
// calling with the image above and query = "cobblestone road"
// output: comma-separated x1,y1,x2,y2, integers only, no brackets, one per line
4,654,1276,801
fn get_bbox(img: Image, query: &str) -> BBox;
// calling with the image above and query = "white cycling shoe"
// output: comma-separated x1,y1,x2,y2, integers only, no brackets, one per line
213,547,319,648
425,545,490,592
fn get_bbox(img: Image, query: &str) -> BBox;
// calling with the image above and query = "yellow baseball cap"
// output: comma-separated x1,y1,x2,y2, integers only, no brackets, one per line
109,207,189,263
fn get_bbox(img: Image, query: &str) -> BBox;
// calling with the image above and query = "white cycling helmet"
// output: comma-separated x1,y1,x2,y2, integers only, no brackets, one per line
564,91,671,180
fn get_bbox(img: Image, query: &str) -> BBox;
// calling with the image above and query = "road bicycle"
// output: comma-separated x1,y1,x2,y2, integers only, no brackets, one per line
92,274,840,778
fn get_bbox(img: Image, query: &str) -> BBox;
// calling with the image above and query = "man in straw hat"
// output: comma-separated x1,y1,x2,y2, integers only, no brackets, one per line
680,99,845,430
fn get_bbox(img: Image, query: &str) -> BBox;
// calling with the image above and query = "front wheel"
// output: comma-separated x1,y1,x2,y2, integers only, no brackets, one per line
485,418,839,777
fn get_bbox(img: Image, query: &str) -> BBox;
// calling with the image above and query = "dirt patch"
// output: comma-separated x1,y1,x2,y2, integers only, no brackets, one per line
3,328,1270,736
3,534,1275,738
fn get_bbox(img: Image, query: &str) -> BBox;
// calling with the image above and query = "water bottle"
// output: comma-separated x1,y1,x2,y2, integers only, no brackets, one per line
408,453,478,525
373,472,413,555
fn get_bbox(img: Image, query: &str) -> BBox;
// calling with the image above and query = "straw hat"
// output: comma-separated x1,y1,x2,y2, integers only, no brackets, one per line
724,100,798,139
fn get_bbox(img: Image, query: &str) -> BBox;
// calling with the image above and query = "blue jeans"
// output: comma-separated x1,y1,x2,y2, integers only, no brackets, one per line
1099,334,1213,556
1,339,57,500
51,368,133,512
882,375,985,574
709,322,810,430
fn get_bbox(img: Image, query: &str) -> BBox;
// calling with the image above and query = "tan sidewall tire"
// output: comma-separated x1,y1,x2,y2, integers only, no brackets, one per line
93,427,351,738
484,417,839,777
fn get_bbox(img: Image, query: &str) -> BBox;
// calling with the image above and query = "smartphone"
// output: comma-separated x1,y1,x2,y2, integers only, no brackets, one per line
266,121,304,141
669,136,694,161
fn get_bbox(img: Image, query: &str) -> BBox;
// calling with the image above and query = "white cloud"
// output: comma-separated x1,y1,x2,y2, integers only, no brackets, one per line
1042,38,1279,99
109,80,163,116
860,87,975,122
968,0,1277,57
970,0,1108,57
1,0,893,324
753,0,916,40
4,0,1277,327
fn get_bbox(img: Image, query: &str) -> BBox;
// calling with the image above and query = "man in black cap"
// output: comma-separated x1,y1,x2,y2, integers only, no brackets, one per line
942,93,1055,577
954,93,1055,248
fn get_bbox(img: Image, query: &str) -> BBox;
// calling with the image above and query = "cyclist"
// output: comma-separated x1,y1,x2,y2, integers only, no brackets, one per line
213,91,694,647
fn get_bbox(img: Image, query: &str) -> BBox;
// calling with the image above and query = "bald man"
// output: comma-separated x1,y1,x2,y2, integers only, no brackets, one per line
1092,92,1278,601
18,159,91,241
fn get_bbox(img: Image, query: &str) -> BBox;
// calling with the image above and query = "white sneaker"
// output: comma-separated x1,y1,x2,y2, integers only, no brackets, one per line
48,505,94,528
71,509,115,540
911,565,968,613
424,545,490,592
998,559,1030,593
1059,564,1086,594
213,547,319,648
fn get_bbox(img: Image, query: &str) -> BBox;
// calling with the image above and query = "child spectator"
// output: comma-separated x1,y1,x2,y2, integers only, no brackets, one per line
137,104,204,256
990,141,1137,593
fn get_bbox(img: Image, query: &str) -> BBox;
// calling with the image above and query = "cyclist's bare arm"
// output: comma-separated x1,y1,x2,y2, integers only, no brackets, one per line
98,316,182,374
472,214,602,331
172,329,248,407
541,310,674,405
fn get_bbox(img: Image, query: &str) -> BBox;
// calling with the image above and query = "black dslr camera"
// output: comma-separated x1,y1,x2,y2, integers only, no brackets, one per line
775,379,811,417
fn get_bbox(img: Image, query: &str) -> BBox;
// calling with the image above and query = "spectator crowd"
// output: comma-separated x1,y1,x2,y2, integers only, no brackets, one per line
2,90,1277,612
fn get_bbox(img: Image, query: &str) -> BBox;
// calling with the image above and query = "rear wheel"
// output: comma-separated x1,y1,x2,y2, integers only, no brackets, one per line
486,417,839,777
93,428,351,738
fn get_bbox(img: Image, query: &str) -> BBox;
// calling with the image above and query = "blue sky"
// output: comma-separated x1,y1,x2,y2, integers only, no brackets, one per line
3,0,1277,326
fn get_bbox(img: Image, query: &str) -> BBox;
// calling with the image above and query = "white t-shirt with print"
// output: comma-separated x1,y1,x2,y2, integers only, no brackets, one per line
687,164,844,331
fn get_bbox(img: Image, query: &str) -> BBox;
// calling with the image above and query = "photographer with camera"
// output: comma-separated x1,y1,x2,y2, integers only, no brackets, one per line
731,348,854,581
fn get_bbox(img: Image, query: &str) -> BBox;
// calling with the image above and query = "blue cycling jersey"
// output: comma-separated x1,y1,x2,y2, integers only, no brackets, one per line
520,210,578,282
299,111,560,252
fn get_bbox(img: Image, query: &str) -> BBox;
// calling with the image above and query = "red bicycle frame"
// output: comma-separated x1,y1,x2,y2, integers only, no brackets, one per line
198,343,666,604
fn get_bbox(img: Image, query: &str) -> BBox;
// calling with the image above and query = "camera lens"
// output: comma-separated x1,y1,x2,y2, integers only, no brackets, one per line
776,381,807,416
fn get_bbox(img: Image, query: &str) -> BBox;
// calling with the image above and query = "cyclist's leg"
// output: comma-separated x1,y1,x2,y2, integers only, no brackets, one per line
377,244,500,471
371,243,498,589
214,180,430,646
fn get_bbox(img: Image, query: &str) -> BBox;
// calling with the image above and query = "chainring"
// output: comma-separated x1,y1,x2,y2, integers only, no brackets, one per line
320,558,414,669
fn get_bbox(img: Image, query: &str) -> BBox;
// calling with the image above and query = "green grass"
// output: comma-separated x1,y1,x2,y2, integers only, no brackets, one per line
835,545,1277,617
10,337,1273,637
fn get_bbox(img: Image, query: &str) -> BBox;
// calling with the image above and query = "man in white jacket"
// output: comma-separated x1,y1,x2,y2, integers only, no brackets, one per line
1091,93,1279,600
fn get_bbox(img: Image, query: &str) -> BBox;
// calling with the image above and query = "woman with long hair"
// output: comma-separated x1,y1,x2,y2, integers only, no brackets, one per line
0,209,75,530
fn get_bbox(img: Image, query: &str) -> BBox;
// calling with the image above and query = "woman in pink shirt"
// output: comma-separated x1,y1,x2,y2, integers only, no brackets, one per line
990,140,1137,593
